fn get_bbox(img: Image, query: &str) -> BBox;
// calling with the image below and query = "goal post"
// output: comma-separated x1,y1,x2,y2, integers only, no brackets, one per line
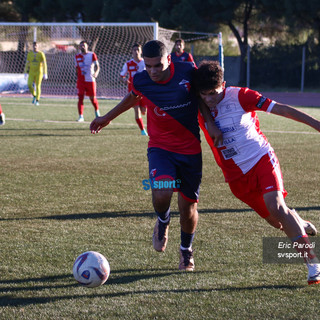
0,22,223,99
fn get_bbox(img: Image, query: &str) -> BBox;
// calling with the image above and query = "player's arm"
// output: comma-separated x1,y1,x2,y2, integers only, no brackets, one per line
24,52,30,74
198,99,223,146
119,63,128,84
90,92,140,134
271,103,320,132
93,60,100,78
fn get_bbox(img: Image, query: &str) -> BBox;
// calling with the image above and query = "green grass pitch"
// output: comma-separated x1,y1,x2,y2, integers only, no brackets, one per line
0,97,319,319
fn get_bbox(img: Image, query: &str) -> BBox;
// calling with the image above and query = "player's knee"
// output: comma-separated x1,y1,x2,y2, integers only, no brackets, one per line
152,190,172,212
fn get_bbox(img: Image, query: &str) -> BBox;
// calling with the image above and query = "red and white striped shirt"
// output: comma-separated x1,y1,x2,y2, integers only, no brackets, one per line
200,86,276,182
75,52,98,83
120,59,145,91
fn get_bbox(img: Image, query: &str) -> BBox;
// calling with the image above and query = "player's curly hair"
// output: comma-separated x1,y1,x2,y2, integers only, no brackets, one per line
193,60,224,93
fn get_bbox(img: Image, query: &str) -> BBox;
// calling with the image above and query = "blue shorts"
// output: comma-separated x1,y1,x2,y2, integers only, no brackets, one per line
147,147,202,203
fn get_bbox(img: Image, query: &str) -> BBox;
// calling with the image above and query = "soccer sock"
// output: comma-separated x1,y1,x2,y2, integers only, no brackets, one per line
156,207,170,224
181,230,195,251
136,117,145,130
78,95,84,115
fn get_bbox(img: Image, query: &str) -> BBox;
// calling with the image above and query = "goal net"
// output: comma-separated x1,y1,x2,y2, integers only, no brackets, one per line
0,23,222,99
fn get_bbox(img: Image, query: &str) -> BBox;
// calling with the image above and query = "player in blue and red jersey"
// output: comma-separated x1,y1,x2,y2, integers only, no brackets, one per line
90,40,221,271
170,38,195,66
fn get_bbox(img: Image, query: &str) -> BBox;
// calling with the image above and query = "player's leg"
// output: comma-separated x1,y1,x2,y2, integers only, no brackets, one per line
264,191,320,284
148,148,175,253
27,72,36,103
77,81,85,122
88,82,100,117
178,194,198,271
34,72,43,105
134,105,147,135
176,152,202,271
260,152,320,284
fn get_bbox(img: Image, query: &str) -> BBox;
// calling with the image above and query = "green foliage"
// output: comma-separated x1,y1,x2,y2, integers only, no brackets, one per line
250,42,320,89
0,98,320,319
0,0,21,21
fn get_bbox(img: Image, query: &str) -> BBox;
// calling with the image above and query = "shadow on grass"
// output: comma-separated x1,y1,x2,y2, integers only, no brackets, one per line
1,206,319,222
0,269,304,307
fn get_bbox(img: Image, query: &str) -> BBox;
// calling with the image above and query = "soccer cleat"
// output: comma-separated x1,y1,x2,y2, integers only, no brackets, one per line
308,264,320,285
179,249,195,271
35,100,39,106
305,221,317,236
32,96,36,104
77,115,84,122
152,219,169,252
141,129,148,136
0,113,5,125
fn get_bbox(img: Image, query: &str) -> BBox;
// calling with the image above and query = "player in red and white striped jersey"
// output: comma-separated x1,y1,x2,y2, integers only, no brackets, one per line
75,41,100,122
120,43,148,135
195,60,320,285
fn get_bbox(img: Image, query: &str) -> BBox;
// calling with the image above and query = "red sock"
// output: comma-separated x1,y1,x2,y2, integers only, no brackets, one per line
90,97,99,111
136,118,144,130
78,95,84,115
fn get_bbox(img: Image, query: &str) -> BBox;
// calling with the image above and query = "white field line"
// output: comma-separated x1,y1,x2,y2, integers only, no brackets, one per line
5,118,136,126
4,118,320,133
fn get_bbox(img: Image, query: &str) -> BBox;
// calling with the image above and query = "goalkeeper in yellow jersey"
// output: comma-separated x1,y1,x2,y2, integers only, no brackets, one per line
24,42,48,106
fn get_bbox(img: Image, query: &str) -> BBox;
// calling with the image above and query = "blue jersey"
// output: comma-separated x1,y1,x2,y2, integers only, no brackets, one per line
171,51,195,65
132,62,201,155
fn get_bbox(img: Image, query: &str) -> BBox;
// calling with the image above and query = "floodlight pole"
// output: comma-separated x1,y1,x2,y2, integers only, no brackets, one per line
218,32,224,70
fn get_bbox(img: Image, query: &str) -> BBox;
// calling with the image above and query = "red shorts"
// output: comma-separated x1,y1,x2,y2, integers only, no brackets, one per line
228,151,287,218
77,81,96,97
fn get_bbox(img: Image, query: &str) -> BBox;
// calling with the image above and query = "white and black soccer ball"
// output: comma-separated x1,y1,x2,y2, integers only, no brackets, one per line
73,251,110,288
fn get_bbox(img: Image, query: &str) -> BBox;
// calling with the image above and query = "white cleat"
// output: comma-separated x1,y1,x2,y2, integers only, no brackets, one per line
305,221,317,236
77,116,84,122
308,263,320,285
0,113,5,125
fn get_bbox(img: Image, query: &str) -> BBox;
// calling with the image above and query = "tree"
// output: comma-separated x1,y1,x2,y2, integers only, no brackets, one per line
0,0,21,21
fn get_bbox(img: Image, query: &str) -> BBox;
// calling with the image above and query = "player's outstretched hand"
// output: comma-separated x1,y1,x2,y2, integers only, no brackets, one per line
206,121,223,147
212,126,223,147
90,116,110,134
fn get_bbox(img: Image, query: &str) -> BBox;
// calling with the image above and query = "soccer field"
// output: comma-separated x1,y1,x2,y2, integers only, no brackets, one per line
0,97,319,319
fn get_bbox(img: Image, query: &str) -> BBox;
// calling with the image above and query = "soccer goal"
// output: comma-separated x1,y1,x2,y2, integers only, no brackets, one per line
0,22,223,99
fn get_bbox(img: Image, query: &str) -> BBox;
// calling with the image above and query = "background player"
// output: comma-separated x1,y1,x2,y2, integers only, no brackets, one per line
0,104,5,125
75,40,100,122
24,42,47,106
90,41,219,271
171,38,195,66
195,60,320,285
120,43,148,136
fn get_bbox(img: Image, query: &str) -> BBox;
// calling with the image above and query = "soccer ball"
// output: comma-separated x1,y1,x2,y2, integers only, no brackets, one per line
73,251,110,288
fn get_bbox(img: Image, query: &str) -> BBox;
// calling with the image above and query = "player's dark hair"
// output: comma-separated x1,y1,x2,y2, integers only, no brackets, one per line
80,40,88,45
132,43,142,49
193,60,224,92
175,38,185,45
142,40,167,58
